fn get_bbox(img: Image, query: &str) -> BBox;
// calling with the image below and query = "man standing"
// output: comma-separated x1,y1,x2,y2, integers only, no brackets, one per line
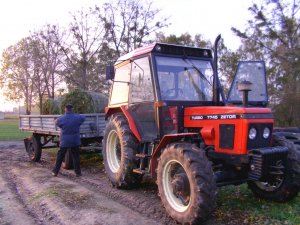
52,104,85,177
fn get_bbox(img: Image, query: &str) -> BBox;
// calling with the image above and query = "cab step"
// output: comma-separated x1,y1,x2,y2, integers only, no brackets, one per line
133,168,146,174
135,153,151,159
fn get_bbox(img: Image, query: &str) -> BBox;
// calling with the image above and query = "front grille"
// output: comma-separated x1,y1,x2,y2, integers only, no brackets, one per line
247,123,273,150
248,146,288,181
219,124,235,149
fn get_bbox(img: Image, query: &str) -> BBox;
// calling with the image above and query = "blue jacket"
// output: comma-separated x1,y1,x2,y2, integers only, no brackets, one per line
56,112,85,147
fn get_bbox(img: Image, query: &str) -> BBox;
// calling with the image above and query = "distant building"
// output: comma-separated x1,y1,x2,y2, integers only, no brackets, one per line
0,111,4,120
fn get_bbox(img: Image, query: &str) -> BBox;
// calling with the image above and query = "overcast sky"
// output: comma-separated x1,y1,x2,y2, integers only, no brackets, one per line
0,0,254,111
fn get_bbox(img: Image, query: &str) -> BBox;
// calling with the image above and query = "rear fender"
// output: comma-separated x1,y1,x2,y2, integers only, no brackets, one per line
149,133,197,177
105,106,142,142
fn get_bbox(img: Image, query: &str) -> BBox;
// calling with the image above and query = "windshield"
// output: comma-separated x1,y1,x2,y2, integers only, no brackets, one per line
155,56,213,101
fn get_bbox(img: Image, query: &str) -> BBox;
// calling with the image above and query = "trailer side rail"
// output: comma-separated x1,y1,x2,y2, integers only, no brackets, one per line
19,113,106,138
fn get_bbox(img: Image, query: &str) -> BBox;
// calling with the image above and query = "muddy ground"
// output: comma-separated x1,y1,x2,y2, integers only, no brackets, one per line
0,141,232,225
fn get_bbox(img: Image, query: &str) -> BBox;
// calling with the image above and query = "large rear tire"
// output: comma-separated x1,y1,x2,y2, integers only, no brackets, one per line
25,134,42,162
102,113,142,188
157,143,217,224
248,133,300,202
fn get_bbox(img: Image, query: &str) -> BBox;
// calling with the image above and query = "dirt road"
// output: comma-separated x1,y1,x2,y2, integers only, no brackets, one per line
0,141,179,225
0,141,229,225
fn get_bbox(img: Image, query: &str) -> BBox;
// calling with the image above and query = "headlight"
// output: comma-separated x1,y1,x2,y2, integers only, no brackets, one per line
249,127,257,140
263,127,270,139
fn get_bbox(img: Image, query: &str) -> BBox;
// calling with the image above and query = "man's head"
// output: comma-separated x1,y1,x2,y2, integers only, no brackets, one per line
65,104,73,112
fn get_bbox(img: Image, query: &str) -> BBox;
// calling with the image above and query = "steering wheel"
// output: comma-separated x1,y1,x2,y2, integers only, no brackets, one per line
165,88,184,99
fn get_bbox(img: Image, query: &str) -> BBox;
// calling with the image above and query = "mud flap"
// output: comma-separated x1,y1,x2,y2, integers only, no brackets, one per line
24,137,31,153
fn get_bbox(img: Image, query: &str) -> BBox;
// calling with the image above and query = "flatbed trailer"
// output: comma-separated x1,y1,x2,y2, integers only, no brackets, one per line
19,113,106,168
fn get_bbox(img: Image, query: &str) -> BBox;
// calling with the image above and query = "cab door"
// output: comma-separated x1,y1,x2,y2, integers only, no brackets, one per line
128,56,158,141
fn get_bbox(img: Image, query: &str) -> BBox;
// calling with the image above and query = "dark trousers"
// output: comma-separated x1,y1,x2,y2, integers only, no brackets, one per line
52,146,81,175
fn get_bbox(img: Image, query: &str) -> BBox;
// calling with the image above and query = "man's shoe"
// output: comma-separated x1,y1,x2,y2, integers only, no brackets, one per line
75,173,82,177
52,172,57,177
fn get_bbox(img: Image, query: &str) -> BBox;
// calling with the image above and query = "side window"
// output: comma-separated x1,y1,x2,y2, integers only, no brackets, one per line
109,62,131,105
130,57,154,103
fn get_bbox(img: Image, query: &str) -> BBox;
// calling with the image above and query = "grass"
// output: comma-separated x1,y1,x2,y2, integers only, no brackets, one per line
43,148,103,169
80,152,103,169
216,184,300,225
0,115,30,141
29,188,59,203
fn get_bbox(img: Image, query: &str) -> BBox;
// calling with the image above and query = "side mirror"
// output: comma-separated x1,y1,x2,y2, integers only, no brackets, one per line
106,65,115,80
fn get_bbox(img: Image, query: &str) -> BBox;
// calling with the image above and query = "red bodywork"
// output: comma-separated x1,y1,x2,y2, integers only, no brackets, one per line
106,106,142,142
184,106,274,155
107,105,273,177
149,133,198,177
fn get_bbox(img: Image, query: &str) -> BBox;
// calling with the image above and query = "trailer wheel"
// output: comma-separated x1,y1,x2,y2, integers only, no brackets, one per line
62,149,74,170
157,143,217,224
25,134,42,162
103,113,142,188
248,133,300,202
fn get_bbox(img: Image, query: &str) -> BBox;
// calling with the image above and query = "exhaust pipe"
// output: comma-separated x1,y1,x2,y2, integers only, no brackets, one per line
213,35,222,105
237,80,253,107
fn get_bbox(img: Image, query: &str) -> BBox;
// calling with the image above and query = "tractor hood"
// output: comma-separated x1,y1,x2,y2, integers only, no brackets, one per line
184,106,273,121
184,106,274,154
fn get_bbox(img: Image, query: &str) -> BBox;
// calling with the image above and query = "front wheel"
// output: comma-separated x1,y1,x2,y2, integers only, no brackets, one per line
102,113,142,188
248,133,300,202
157,143,217,224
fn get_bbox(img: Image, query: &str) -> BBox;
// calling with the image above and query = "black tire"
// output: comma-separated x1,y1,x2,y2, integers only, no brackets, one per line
157,143,217,224
62,149,74,170
248,133,300,202
102,113,142,188
25,134,42,162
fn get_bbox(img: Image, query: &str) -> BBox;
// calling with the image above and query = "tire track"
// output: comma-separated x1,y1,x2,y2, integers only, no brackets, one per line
0,161,63,225
39,156,176,224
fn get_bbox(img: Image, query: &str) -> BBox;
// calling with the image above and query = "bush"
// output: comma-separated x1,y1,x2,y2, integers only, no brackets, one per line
42,89,108,115
42,97,62,115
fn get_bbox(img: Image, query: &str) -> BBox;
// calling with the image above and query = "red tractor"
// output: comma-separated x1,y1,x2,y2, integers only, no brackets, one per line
103,36,300,224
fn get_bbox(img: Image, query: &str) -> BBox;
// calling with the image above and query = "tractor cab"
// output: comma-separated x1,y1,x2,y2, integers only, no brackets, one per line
106,43,222,140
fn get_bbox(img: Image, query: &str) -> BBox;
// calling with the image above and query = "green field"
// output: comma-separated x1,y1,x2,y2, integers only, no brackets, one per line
0,114,30,141
215,184,300,224
0,114,299,224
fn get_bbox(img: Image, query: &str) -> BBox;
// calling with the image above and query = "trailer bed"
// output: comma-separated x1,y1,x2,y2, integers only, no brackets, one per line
19,113,106,138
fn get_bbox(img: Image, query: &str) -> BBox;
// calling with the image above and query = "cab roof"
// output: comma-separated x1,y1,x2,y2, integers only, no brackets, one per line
115,43,213,65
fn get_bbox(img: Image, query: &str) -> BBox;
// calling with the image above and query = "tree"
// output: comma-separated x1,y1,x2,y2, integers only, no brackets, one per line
32,24,64,100
155,32,211,48
0,25,64,114
101,0,169,57
56,7,107,91
232,0,300,126
217,42,243,94
26,25,65,113
0,38,35,114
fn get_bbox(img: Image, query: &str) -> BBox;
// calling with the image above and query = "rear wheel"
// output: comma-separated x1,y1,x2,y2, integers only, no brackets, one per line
25,134,42,162
157,143,217,224
102,113,142,188
248,133,300,201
